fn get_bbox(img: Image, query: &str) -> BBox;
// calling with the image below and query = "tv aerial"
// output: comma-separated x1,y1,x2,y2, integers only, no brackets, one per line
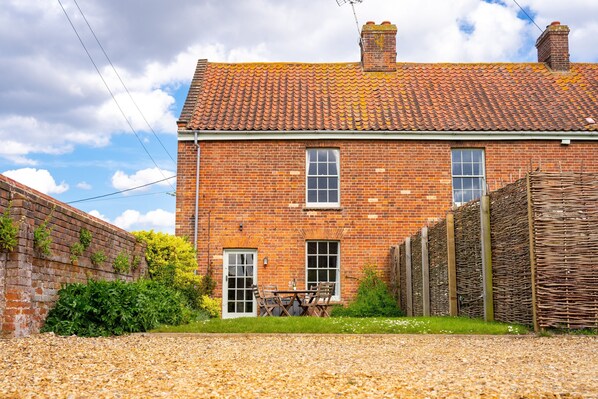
336,0,364,43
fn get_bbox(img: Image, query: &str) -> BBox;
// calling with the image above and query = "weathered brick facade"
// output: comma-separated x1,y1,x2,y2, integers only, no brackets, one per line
0,175,147,337
175,139,598,302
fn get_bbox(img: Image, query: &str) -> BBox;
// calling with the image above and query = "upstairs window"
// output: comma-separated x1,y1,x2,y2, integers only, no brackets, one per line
306,149,340,207
451,148,485,206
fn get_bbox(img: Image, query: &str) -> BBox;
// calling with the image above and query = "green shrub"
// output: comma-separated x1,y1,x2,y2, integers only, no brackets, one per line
41,279,191,337
332,265,404,317
79,228,92,250
69,242,85,262
34,221,53,257
132,231,215,309
0,204,19,252
90,250,107,267
199,295,222,318
113,251,130,274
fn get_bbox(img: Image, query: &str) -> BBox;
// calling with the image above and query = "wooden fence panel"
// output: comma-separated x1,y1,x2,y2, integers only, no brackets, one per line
490,178,533,326
399,242,408,315
531,172,598,329
454,201,484,319
411,233,423,316
429,219,449,316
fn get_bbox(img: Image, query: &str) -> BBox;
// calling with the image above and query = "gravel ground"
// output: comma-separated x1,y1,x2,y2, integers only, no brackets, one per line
1,333,596,398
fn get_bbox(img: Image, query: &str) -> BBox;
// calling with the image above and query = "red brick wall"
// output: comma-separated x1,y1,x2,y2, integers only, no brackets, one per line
0,175,147,337
175,139,598,303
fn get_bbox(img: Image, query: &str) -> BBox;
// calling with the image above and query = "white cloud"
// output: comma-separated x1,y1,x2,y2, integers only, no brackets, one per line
111,167,175,193
88,209,108,222
77,181,92,190
1,168,69,194
113,209,174,233
88,208,174,233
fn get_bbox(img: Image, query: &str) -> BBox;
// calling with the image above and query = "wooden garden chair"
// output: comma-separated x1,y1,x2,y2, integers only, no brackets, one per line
314,282,335,317
252,284,277,317
260,284,288,316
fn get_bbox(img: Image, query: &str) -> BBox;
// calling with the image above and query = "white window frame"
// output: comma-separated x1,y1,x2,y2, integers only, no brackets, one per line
305,148,340,208
451,148,486,206
305,240,340,301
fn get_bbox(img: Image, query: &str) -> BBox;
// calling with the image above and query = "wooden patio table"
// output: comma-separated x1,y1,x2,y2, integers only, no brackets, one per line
272,290,318,316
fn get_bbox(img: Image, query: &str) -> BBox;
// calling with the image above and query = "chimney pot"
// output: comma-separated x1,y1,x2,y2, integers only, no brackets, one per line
360,21,397,72
366,21,375,25
535,21,570,72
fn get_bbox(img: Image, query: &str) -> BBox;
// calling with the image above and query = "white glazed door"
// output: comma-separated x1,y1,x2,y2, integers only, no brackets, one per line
222,250,257,318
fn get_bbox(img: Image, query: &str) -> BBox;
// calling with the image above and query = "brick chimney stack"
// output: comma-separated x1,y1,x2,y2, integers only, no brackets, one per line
360,21,397,72
535,21,570,72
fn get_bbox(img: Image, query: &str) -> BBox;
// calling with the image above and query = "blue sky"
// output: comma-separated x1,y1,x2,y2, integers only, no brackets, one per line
1,0,597,233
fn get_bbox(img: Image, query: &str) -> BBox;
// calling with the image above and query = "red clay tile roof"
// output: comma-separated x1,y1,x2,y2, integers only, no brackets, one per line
179,61,598,132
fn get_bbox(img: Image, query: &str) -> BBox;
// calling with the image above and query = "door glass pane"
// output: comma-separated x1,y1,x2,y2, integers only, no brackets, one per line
228,302,235,312
308,269,317,282
228,290,235,300
246,266,253,277
228,254,236,265
308,256,317,269
245,254,253,265
246,302,253,313
237,302,245,313
307,242,317,254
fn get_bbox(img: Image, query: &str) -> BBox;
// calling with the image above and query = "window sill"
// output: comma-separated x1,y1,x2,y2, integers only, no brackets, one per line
303,207,343,211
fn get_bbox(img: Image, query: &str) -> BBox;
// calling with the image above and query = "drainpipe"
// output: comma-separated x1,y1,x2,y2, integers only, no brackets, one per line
194,132,200,251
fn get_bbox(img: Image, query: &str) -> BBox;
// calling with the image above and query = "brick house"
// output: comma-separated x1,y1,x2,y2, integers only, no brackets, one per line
175,21,598,318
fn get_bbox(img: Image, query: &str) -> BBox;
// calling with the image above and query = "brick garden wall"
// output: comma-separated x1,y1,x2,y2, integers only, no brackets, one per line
176,139,598,303
0,175,147,337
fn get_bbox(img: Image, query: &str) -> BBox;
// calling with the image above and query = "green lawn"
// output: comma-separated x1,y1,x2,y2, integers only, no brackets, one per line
152,316,528,335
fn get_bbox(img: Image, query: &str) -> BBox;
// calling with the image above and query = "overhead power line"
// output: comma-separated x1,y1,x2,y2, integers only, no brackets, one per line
56,0,175,191
71,0,176,165
511,0,543,32
66,175,176,204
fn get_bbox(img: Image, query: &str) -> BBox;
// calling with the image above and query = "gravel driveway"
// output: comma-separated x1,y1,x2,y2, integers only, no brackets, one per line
1,333,596,398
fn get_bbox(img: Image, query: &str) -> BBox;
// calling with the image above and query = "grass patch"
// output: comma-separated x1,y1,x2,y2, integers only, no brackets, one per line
152,316,528,335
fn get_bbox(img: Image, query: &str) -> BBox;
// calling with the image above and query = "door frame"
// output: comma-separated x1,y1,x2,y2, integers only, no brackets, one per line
222,249,258,319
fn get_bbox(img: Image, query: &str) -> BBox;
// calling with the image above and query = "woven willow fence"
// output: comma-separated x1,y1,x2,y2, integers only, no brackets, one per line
390,172,598,330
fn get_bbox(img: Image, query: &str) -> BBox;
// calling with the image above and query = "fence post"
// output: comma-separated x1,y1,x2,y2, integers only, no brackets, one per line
395,245,401,310
480,195,494,322
526,174,540,333
421,227,430,316
405,236,413,317
446,213,458,316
